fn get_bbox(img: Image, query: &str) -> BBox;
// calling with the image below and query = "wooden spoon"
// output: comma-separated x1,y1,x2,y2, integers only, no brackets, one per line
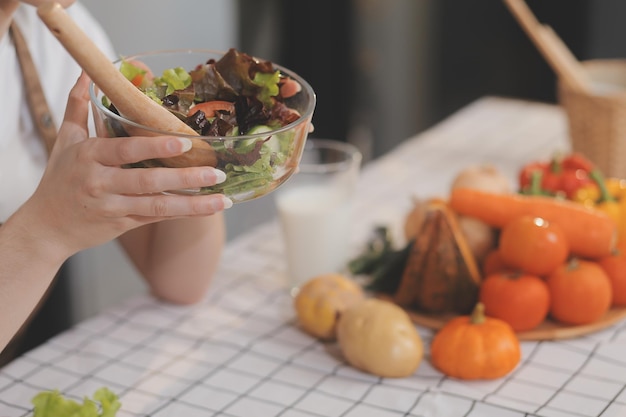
503,0,592,94
37,2,216,167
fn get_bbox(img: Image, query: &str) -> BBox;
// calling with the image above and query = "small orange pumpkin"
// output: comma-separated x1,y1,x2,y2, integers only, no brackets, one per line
430,303,521,380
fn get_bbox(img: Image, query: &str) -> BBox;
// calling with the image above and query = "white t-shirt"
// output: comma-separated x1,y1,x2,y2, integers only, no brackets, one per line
0,3,115,222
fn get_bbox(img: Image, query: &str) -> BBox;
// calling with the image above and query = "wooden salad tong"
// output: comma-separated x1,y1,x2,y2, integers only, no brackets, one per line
503,0,592,94
37,2,216,167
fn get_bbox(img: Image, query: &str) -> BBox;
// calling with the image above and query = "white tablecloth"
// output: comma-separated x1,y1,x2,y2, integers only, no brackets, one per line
3,97,626,417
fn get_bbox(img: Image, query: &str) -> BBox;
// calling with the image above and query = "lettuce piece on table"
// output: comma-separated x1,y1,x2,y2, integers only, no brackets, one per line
31,387,121,417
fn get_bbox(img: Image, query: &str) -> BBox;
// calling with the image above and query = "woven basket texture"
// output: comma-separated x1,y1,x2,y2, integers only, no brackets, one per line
558,60,626,178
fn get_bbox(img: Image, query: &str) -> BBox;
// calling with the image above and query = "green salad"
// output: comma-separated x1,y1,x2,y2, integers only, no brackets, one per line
103,48,307,197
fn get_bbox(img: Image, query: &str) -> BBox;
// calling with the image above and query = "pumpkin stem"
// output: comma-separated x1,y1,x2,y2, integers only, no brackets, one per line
470,302,486,325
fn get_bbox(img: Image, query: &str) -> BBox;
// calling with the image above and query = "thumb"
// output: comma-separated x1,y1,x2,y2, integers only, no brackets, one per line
55,72,92,147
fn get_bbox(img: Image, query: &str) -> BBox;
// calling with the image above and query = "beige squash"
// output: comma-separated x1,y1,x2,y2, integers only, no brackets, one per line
294,273,365,340
337,298,423,378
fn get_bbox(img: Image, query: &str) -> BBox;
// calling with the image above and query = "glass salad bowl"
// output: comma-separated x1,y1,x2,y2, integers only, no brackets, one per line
89,48,316,203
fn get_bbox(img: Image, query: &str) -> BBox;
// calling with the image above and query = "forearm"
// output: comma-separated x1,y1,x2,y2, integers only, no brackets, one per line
0,210,68,353
118,213,226,304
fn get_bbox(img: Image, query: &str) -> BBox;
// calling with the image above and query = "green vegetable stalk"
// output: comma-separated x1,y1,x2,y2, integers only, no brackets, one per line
348,226,413,294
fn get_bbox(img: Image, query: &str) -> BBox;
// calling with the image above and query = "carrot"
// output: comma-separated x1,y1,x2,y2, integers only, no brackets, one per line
130,73,144,87
449,187,617,259
189,100,235,118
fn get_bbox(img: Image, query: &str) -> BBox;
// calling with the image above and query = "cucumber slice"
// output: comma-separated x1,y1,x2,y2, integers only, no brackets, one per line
247,125,273,135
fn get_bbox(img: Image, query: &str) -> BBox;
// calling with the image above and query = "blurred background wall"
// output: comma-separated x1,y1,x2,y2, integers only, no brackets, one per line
63,0,626,325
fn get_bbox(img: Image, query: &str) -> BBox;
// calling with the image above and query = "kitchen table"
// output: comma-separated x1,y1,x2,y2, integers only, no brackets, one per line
2,96,626,417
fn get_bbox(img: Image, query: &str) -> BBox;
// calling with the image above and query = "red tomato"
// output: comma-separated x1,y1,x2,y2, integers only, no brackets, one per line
519,162,547,190
559,169,593,199
519,162,561,194
547,259,612,325
480,271,550,332
598,249,626,306
189,100,235,118
541,170,563,194
499,216,569,276
482,249,512,276
482,249,504,276
562,152,595,172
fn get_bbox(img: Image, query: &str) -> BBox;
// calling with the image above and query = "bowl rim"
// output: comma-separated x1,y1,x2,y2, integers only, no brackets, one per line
88,48,316,141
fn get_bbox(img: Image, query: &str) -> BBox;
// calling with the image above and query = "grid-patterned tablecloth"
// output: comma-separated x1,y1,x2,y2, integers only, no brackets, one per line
3,97,626,417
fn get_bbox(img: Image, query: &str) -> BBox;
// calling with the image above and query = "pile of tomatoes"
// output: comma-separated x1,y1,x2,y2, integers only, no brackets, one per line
478,215,626,332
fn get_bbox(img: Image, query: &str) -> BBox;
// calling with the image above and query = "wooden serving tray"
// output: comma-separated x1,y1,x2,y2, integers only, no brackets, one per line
405,307,626,341
377,295,626,341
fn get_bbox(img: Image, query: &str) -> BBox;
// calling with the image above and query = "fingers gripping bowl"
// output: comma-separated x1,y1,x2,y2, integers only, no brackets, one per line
89,48,316,203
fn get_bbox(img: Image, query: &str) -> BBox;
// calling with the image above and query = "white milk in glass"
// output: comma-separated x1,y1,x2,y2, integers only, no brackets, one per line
276,184,353,287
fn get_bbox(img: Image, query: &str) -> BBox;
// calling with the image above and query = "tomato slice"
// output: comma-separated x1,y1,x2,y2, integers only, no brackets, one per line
130,74,144,87
189,101,235,117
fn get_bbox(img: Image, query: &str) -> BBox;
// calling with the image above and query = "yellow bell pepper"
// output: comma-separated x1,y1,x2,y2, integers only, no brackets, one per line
588,171,626,243
606,177,626,199
606,177,626,242
572,183,600,208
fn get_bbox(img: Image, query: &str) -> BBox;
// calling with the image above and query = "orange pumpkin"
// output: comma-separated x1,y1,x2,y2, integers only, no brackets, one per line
479,271,550,332
430,303,521,380
547,258,612,325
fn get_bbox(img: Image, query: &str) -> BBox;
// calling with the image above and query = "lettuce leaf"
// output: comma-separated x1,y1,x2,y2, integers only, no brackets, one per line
154,67,192,95
92,388,121,417
253,70,280,107
119,60,146,84
31,387,120,417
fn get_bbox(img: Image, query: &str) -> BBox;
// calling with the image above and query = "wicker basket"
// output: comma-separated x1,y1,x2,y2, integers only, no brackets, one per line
558,60,626,179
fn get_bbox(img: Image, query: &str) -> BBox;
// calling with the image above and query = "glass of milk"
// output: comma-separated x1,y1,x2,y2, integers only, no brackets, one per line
274,139,362,294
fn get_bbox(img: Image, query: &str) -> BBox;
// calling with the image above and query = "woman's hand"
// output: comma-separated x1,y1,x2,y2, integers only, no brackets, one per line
0,73,228,350
13,73,231,264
